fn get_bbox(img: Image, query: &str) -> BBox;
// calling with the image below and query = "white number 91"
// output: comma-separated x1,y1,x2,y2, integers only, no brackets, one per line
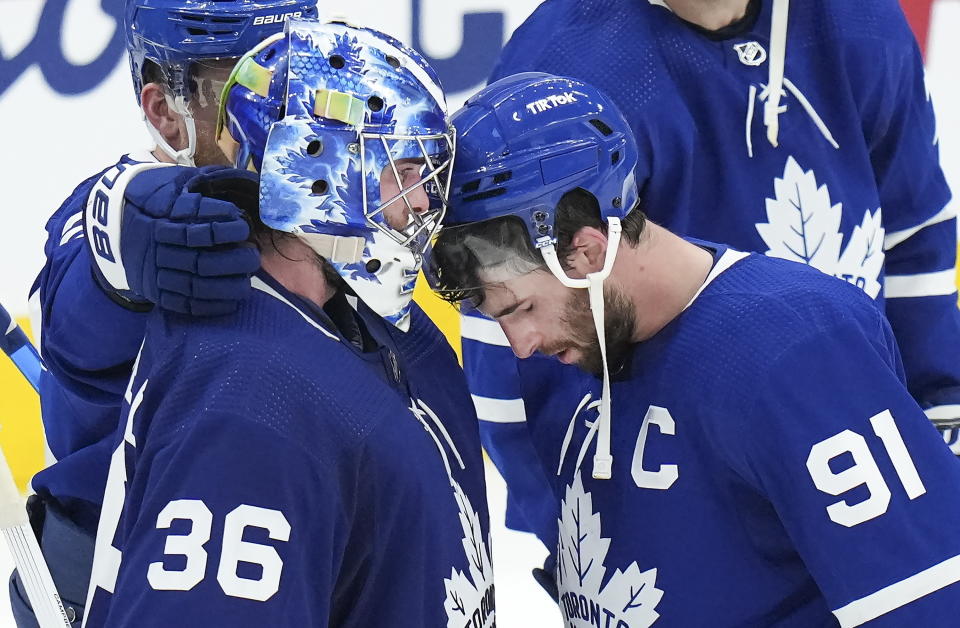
805,410,926,528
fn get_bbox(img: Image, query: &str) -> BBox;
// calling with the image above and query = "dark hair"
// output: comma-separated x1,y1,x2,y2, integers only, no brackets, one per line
432,188,646,306
142,58,165,88
188,171,345,289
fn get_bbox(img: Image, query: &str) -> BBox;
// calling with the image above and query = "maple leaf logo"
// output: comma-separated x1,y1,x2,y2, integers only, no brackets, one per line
443,480,495,628
755,156,885,298
408,399,495,628
556,472,662,627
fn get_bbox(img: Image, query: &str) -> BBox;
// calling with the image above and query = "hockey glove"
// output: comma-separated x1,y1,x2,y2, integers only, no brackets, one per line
85,164,260,317
531,553,559,602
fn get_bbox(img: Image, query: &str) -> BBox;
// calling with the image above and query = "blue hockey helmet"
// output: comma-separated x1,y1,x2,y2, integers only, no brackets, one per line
430,73,640,482
217,19,454,330
444,72,638,247
125,0,319,164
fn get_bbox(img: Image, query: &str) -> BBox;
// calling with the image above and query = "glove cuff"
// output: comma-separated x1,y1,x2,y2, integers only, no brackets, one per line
926,405,960,430
83,161,174,294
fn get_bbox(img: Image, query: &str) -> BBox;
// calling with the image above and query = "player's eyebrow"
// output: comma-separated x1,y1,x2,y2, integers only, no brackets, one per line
490,301,521,319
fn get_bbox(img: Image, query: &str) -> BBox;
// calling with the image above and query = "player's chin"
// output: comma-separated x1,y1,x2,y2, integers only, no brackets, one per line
573,348,606,378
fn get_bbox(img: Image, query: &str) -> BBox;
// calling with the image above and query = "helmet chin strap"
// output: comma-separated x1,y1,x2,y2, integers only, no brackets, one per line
144,94,198,166
541,217,622,480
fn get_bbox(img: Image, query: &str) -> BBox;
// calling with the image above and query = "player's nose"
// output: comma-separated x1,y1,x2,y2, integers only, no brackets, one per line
501,320,538,360
406,183,429,216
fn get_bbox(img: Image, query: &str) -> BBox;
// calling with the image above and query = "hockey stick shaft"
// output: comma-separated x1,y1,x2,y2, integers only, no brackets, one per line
0,303,71,627
0,447,71,628
0,303,41,392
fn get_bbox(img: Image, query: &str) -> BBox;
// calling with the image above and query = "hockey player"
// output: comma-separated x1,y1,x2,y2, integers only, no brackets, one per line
464,0,960,555
82,19,494,627
17,1,318,624
430,71,960,626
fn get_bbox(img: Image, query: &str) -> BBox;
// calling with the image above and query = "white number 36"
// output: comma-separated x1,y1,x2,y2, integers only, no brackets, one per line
147,500,291,601
806,409,926,528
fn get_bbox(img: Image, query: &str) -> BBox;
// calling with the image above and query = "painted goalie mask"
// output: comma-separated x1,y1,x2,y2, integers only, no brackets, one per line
217,19,455,330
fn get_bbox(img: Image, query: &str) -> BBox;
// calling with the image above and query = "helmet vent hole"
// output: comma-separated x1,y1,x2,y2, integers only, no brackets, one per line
611,151,621,165
367,96,384,112
461,180,481,194
464,188,508,202
187,27,207,36
311,180,329,195
365,259,382,273
263,48,276,62
493,171,512,184
307,140,323,157
590,119,614,136
329,55,345,69
386,55,401,69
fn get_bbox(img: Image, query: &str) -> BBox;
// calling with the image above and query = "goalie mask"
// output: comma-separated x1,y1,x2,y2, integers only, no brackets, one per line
218,19,455,330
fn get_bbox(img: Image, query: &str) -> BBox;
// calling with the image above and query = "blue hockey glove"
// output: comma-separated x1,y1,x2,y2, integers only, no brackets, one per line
532,552,558,602
85,164,260,317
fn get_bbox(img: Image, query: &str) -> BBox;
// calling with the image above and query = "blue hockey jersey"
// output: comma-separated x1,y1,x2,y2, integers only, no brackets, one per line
468,0,960,542
534,247,960,626
30,153,159,533
83,271,495,627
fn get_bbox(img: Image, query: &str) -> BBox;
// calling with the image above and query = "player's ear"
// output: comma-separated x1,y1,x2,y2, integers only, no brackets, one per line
564,226,608,276
141,83,187,152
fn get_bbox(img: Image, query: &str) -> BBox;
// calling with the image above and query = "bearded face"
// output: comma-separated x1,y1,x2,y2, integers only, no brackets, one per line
542,283,637,377
477,268,637,377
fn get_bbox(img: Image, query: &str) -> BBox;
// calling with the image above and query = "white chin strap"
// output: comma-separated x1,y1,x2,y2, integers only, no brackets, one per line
747,0,837,157
541,217,622,480
145,94,198,166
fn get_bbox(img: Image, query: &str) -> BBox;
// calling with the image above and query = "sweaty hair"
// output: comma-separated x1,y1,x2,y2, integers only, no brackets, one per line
432,188,646,307
142,59,164,86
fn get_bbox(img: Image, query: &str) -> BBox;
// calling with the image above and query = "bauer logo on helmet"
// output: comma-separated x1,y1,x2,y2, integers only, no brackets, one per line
253,12,303,26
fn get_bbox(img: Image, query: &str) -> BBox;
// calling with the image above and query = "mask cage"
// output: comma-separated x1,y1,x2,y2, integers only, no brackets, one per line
359,127,456,261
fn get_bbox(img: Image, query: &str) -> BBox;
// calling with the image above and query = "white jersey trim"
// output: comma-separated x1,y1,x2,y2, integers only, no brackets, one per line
832,553,960,627
683,249,750,311
884,269,957,299
884,201,956,251
460,313,510,347
471,394,527,423
251,277,339,341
